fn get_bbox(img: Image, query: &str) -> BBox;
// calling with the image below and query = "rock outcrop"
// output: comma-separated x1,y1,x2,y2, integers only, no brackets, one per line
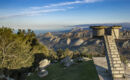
39,59,50,69
122,40,130,48
61,56,74,67
38,29,106,56
67,38,71,45
73,39,84,46
38,59,50,78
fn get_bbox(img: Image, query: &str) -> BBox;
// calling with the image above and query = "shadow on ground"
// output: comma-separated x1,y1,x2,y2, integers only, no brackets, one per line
95,64,113,80
0,53,45,80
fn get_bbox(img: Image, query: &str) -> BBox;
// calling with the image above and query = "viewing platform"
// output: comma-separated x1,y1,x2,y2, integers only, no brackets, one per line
90,26,125,80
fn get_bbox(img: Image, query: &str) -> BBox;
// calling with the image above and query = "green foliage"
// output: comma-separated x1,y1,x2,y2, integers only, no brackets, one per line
0,27,50,70
49,49,58,60
56,49,64,59
79,47,88,56
87,54,93,59
56,48,74,59
61,48,73,58
120,55,127,64
73,50,80,58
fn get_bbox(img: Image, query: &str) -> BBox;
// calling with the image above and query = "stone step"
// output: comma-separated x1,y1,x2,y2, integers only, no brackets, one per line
108,41,114,43
108,54,118,57
110,52,119,55
119,71,125,74
109,47,116,50
110,61,122,64
109,45,117,47
112,69,124,71
109,58,121,62
112,67,124,71
111,55,120,58
108,42,115,44
111,66,124,69
109,61,122,65
113,74,124,78
112,70,124,74
111,66,124,70
110,63,124,68
108,41,115,43
114,78,126,80
110,49,118,52
109,54,119,57
112,64,121,67
113,58,121,61
112,70,120,74
104,35,125,79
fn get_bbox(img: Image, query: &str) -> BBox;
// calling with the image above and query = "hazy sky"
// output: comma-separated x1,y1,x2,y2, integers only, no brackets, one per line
0,0,130,30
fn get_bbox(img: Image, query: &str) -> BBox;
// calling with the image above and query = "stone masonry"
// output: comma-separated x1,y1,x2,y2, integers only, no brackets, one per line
104,35,125,79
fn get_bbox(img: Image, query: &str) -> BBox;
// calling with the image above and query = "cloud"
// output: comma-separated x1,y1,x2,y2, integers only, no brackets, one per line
31,0,102,10
84,0,102,3
0,0,102,19
0,8,66,19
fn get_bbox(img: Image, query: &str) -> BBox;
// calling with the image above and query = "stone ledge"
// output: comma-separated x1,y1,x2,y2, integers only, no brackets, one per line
113,74,123,78
112,71,120,74
120,71,125,74
111,67,124,70
113,57,120,59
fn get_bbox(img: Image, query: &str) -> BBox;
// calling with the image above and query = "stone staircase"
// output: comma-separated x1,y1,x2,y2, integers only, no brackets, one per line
104,35,125,79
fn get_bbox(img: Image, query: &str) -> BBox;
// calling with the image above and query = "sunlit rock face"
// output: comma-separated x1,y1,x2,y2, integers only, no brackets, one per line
38,28,105,56
39,59,50,69
73,39,84,46
67,38,71,45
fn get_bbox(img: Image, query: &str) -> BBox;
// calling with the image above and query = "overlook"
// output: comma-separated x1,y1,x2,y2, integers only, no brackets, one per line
0,0,130,80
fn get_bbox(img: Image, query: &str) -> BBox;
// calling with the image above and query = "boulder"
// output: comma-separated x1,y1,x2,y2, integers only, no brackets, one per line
67,38,71,45
38,59,50,78
95,40,101,45
27,73,32,76
74,39,84,46
38,69,48,78
61,56,74,67
39,59,50,69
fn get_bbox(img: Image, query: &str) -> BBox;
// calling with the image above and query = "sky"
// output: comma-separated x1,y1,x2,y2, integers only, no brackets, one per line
0,0,130,30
